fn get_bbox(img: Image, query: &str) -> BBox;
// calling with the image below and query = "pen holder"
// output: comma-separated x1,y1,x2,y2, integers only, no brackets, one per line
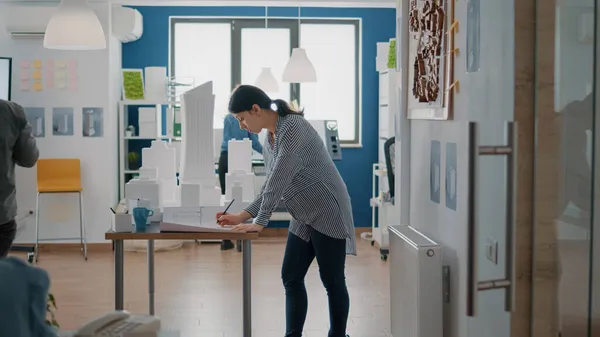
112,213,133,233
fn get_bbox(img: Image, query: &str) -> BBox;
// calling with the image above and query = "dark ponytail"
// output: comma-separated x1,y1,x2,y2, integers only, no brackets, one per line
271,99,304,117
229,85,304,117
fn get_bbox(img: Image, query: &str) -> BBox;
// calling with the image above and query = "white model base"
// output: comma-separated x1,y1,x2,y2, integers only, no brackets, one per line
225,172,256,202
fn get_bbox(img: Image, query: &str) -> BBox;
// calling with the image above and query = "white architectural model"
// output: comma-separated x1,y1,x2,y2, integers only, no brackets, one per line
142,140,177,204
225,139,255,205
125,166,161,224
124,80,259,229
179,81,221,207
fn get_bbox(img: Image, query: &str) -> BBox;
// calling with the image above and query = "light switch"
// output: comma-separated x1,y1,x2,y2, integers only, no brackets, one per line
485,237,498,264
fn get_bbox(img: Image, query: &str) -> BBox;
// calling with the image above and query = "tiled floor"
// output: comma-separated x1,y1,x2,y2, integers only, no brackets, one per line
16,236,390,337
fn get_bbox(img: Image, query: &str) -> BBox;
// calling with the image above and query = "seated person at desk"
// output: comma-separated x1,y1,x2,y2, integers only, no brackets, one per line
0,256,56,337
218,111,263,251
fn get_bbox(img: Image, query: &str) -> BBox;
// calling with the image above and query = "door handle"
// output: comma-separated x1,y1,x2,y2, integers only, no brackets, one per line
466,121,516,316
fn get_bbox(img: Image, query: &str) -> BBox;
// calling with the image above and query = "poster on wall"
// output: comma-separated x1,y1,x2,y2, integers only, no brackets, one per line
24,107,45,138
430,140,441,203
52,107,74,136
445,142,458,210
407,0,456,120
82,107,103,137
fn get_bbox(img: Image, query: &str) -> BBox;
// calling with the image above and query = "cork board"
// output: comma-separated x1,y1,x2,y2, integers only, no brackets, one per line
407,0,455,120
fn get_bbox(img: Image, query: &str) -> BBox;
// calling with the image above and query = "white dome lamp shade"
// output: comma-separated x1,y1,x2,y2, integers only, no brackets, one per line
255,67,279,93
44,0,106,50
282,48,317,83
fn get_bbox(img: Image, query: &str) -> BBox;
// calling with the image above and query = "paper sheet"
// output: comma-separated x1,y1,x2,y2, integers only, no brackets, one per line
68,80,77,92
32,70,42,80
56,79,67,90
160,222,234,233
32,81,43,91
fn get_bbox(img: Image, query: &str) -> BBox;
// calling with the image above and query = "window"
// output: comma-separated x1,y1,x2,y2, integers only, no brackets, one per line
172,21,232,128
300,22,359,144
241,28,291,103
171,18,360,145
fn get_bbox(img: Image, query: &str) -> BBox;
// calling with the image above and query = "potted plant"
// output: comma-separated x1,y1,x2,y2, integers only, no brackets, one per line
125,125,135,137
128,152,140,170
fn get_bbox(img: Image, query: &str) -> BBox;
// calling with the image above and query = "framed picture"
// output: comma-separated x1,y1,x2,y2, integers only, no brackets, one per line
121,69,145,100
407,0,456,120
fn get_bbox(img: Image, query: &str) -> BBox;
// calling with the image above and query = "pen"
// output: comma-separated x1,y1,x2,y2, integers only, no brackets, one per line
110,207,116,214
217,199,235,224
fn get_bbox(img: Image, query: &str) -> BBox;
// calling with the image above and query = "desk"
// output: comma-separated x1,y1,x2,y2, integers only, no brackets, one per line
105,223,260,337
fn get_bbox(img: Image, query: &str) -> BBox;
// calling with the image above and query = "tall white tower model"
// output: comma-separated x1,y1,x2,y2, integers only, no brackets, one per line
179,81,221,206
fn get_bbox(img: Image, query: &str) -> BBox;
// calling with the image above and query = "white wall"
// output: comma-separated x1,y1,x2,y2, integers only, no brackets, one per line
404,0,514,337
1,3,121,244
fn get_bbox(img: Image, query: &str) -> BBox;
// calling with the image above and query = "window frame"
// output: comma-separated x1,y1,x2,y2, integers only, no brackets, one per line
169,16,362,147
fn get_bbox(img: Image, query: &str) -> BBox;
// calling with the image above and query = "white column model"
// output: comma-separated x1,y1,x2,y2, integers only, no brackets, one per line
225,138,255,203
179,81,221,206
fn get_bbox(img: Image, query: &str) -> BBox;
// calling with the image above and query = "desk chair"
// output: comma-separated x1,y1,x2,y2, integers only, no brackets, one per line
384,137,396,202
35,159,87,262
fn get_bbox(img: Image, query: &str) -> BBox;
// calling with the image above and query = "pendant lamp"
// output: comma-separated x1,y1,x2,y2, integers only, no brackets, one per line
282,7,317,83
254,7,280,92
255,67,279,92
44,0,106,50
282,48,316,83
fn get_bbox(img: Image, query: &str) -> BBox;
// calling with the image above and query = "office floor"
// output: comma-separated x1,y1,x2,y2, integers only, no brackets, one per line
19,236,390,337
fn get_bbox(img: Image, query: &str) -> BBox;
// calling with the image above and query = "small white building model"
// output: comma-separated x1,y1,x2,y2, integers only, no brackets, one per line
225,138,255,206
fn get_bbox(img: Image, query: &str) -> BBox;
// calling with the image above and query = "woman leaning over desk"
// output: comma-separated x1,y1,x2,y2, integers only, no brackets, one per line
216,85,355,337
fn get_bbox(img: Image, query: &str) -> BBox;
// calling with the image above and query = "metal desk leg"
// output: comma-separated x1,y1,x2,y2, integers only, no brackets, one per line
148,239,155,315
242,240,252,337
114,239,124,310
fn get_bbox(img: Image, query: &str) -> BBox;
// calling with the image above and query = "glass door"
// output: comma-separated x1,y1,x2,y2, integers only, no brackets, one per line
532,0,597,336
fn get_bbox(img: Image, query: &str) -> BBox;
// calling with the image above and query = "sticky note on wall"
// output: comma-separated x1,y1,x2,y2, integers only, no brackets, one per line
32,60,42,69
32,81,43,91
32,70,42,80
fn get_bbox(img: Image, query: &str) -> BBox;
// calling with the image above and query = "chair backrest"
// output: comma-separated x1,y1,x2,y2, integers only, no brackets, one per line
384,137,396,200
37,159,81,187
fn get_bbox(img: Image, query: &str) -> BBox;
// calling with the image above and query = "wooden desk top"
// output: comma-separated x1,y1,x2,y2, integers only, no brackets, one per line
105,223,260,241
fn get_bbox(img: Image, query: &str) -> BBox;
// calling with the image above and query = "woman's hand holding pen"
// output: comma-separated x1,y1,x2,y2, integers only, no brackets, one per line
216,212,264,233
216,211,243,226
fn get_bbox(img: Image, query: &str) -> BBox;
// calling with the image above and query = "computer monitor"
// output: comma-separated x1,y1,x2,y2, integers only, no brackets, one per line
0,57,12,101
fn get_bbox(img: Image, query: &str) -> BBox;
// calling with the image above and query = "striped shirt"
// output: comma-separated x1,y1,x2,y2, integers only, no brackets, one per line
244,113,357,255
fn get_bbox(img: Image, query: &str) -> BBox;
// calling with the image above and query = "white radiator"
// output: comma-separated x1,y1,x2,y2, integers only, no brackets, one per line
389,225,442,337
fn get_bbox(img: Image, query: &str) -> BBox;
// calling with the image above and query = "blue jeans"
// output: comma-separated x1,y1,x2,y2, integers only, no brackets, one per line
282,230,349,337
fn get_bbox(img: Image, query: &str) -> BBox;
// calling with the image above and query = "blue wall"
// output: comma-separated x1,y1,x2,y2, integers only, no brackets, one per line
122,6,396,228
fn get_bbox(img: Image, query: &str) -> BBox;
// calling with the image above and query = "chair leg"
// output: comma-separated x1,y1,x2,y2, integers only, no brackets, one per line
35,192,40,263
78,191,87,261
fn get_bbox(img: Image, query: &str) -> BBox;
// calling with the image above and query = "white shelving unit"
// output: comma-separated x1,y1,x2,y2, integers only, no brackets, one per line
369,40,399,260
117,100,180,199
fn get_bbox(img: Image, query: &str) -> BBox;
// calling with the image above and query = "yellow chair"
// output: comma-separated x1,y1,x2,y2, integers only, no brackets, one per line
35,158,87,261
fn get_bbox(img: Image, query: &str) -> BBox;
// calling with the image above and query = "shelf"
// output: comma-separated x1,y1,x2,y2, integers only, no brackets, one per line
124,136,180,140
370,197,393,208
120,99,179,105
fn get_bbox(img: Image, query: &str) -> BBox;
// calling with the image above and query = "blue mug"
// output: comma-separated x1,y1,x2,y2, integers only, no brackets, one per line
132,207,154,231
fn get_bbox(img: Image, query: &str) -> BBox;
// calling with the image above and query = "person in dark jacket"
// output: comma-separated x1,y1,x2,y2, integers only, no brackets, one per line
0,99,39,257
